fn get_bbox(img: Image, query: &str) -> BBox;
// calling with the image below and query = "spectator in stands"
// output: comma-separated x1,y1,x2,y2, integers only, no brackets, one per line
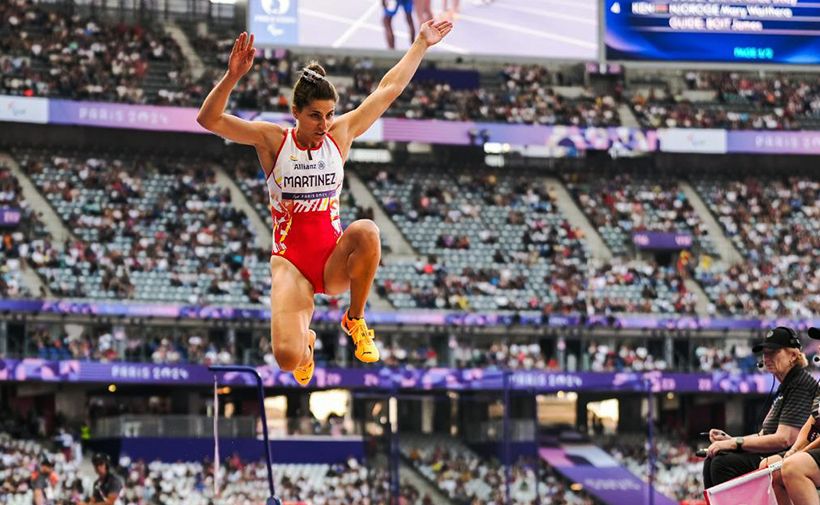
80,453,123,505
32,455,58,505
702,327,814,489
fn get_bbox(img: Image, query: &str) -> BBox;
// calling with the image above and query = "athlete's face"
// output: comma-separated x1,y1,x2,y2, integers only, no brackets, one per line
293,99,336,145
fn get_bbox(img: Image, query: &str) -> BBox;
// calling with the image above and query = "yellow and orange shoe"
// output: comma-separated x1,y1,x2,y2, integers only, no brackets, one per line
293,330,316,387
341,311,380,363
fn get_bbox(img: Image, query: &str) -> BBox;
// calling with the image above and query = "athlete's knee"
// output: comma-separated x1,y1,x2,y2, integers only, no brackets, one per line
781,456,806,483
271,325,310,371
273,343,304,372
350,219,381,250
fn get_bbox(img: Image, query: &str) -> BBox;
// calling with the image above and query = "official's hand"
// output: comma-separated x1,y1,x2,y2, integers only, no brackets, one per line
709,429,731,443
706,439,736,458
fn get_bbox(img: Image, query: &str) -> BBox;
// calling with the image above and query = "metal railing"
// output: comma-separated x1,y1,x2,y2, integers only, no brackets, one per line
93,414,255,438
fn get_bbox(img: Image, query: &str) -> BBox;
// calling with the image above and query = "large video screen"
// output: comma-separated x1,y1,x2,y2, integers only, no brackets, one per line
248,0,598,60
605,0,820,64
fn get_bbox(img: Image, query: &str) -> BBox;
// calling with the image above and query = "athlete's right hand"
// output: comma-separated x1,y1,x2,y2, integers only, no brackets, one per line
228,32,255,79
709,429,731,443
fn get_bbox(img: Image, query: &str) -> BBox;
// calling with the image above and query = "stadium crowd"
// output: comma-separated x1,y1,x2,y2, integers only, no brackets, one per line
604,436,704,503
20,150,271,306
4,2,820,134
17,321,766,373
403,435,594,505
0,431,427,505
3,147,816,320
631,71,820,130
694,176,819,318
0,0,186,104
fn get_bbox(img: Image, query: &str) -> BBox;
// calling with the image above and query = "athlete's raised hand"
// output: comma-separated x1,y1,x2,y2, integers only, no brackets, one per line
418,19,453,48
228,32,256,78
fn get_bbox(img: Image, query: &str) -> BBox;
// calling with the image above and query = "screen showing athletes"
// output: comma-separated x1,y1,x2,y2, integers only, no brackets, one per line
247,0,598,59
605,0,820,64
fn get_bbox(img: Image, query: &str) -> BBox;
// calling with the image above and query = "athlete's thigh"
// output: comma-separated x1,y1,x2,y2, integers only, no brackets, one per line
270,255,315,342
323,219,381,296
322,231,356,297
792,452,820,487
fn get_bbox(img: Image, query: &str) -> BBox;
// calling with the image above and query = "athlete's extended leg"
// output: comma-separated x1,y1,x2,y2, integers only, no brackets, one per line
383,14,396,49
415,0,433,23
403,1,416,45
270,256,315,385
323,219,381,363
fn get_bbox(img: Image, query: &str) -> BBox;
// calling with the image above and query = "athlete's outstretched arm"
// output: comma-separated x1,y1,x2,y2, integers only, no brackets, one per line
197,32,283,147
334,19,453,142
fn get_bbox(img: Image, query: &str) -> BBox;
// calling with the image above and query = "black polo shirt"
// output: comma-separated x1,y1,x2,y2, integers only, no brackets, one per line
91,472,123,503
760,365,817,434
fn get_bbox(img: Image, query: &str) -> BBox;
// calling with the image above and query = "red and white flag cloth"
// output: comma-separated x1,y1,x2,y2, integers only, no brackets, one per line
705,463,780,505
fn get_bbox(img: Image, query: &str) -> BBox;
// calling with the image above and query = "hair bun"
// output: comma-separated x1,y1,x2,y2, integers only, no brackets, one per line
301,61,327,84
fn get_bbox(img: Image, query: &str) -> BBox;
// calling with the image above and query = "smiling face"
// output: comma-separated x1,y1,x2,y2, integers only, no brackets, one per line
293,99,336,146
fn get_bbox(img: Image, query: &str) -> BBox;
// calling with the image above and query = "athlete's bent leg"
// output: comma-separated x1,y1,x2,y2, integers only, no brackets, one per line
324,219,381,363
270,256,315,373
782,453,820,505
323,219,381,315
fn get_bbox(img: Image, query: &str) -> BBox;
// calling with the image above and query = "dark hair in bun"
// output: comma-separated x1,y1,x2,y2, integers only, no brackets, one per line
292,61,338,110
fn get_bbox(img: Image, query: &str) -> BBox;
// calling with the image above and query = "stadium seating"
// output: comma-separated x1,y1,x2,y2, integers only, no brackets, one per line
0,0,187,104
604,435,705,503
563,172,717,257
630,71,820,130
361,165,590,312
19,150,271,306
401,434,594,504
0,162,47,299
693,175,819,317
0,430,422,505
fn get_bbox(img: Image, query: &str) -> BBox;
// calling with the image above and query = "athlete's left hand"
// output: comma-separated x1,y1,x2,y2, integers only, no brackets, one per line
418,19,453,47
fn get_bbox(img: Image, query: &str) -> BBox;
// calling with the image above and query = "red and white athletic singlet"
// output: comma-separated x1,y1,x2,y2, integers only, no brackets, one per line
266,129,345,293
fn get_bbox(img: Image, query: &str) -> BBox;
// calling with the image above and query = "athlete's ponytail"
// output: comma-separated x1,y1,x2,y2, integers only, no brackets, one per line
292,61,338,110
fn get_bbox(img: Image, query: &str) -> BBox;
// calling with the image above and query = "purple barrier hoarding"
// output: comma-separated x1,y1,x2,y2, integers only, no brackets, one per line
555,466,677,505
727,130,820,155
36,96,657,151
2,299,819,332
0,359,783,393
5,95,820,155
0,207,21,227
48,99,207,133
100,437,364,465
632,231,693,250
380,118,658,153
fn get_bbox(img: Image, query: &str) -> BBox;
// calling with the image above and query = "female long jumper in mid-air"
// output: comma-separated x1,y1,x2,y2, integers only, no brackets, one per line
196,20,454,386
